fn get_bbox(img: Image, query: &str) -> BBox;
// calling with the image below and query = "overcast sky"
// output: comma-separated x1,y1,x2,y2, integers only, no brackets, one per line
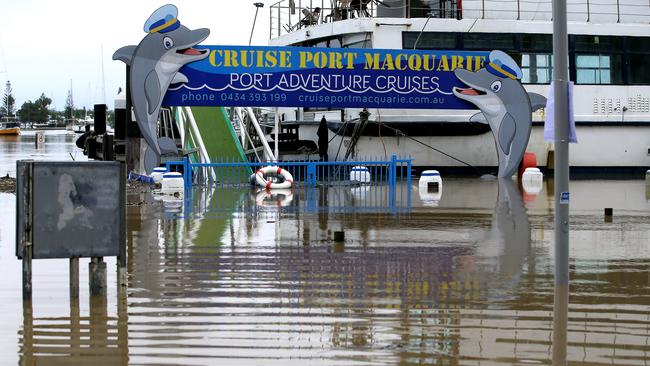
0,0,273,111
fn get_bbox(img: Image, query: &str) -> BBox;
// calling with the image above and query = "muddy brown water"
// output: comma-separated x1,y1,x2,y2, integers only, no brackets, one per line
1,131,650,365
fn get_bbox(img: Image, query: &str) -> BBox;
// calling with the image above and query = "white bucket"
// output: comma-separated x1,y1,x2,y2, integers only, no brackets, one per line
161,172,184,196
350,166,371,184
419,170,442,206
522,167,544,194
151,167,167,184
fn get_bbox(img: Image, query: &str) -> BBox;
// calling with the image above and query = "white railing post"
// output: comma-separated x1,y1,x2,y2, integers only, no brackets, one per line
246,107,276,161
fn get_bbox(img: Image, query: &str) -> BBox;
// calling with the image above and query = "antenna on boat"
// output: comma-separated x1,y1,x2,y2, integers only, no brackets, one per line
412,11,433,50
249,2,265,46
0,34,8,77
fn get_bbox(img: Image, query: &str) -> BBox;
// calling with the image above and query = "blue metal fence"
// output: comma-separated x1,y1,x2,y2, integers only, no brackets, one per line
165,155,412,215
166,155,411,189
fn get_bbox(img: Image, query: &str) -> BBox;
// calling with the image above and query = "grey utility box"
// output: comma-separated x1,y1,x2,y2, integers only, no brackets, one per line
16,161,125,259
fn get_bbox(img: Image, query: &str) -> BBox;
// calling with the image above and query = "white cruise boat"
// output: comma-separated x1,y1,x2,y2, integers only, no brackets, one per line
268,0,650,175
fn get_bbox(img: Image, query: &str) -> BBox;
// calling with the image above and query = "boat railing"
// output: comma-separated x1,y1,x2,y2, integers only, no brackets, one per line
270,0,650,39
270,0,380,39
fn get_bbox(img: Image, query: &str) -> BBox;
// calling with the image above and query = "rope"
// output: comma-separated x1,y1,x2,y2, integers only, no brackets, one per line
372,122,485,175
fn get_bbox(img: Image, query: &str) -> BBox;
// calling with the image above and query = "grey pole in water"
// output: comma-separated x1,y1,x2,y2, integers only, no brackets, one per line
552,0,570,364
553,0,570,287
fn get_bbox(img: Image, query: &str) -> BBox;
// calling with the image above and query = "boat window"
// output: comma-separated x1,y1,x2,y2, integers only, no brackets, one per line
326,38,343,48
344,39,371,49
294,36,343,48
521,54,553,84
626,37,650,84
627,37,650,53
409,0,461,19
628,54,650,84
574,35,623,53
463,33,516,51
520,34,552,52
402,32,457,50
576,54,623,84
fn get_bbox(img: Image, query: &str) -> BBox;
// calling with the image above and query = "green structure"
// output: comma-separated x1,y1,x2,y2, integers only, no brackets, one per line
178,106,249,184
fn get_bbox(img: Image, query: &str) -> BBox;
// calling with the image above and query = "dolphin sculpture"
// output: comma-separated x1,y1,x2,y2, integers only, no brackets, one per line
113,4,209,173
453,51,546,178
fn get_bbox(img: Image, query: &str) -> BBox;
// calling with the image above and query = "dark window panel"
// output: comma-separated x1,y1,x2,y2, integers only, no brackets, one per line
574,35,623,53
463,33,516,51
628,54,650,84
403,32,458,49
626,37,650,53
520,34,553,52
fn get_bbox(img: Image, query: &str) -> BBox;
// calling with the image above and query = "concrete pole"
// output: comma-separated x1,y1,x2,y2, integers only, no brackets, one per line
552,0,570,364
552,0,570,289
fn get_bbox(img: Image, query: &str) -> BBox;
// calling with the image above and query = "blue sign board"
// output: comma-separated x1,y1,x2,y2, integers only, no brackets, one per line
163,46,489,109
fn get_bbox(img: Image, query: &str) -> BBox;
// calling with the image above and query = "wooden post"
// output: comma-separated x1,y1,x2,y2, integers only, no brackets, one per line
89,257,107,296
125,65,142,173
118,162,127,287
22,300,34,364
22,162,34,302
22,245,32,301
69,257,79,299
70,283,81,358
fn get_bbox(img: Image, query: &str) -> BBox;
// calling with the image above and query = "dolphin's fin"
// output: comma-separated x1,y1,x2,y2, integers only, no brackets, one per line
171,72,189,84
112,45,136,65
528,93,547,111
470,112,489,124
144,71,161,115
498,113,516,155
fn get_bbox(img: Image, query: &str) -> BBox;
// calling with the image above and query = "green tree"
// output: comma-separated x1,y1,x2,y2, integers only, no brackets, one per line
17,93,51,123
1,81,15,117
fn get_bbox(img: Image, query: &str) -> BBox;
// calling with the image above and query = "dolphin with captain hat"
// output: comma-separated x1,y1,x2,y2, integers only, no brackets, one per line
113,4,210,173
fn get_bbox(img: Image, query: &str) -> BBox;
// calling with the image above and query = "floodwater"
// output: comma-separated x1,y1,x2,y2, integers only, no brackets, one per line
1,131,650,365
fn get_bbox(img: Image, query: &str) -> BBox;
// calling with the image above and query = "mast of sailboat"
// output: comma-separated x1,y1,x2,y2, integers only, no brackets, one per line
101,44,106,104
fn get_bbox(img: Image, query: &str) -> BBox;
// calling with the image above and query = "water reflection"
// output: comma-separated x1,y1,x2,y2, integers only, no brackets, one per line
5,170,650,364
20,294,128,365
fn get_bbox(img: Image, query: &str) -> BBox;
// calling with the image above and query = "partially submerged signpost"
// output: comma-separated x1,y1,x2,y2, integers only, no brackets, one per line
16,161,126,300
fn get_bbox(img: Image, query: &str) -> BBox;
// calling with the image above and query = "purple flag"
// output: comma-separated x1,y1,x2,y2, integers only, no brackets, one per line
544,81,577,143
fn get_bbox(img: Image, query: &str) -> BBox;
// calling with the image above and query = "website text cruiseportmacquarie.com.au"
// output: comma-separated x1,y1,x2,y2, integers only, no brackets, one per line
180,90,445,106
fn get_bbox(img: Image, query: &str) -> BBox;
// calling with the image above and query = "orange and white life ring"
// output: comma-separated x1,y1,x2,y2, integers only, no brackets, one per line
254,166,294,189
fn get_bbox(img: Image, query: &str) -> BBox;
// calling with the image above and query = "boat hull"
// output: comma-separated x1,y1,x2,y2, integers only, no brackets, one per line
0,127,20,135
294,123,650,175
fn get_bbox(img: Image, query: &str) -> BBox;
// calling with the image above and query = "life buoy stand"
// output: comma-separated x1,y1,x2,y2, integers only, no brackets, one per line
254,166,294,189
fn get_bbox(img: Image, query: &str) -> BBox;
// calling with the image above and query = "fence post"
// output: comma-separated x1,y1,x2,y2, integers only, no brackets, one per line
406,158,412,210
389,155,397,210
307,162,317,187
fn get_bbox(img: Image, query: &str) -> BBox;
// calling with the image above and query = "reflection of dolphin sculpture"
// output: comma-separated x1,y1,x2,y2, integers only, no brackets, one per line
113,5,209,173
482,178,531,300
453,51,546,178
